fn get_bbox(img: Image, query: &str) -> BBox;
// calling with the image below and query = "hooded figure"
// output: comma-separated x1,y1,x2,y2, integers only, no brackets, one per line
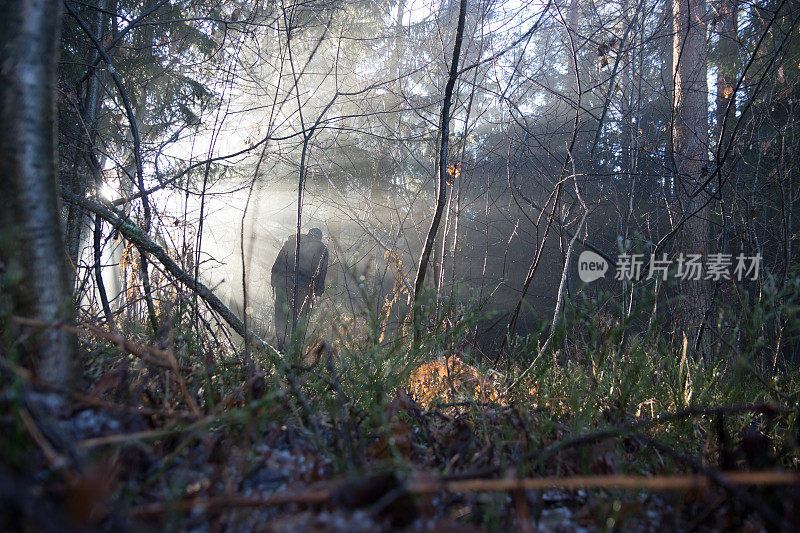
271,228,328,350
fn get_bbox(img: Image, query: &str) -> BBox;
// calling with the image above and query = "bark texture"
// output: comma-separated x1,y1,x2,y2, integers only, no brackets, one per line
65,0,108,288
0,0,72,385
673,0,710,342
716,0,737,136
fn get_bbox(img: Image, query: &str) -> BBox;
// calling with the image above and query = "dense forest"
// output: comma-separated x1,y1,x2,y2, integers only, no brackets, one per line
2,0,800,530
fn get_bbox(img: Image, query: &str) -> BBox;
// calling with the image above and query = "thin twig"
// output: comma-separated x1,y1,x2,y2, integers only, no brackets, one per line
535,403,784,466
19,408,67,468
11,316,173,369
11,316,201,418
636,434,786,530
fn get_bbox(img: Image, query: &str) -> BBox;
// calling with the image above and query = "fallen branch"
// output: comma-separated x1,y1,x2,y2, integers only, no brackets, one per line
61,193,260,349
60,193,315,424
410,470,800,493
635,434,786,529
128,470,800,518
19,407,67,468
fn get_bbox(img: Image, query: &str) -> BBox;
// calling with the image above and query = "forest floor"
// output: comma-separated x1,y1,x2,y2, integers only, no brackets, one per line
3,326,800,532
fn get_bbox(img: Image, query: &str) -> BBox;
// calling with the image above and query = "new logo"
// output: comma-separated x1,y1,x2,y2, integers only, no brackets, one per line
578,250,608,283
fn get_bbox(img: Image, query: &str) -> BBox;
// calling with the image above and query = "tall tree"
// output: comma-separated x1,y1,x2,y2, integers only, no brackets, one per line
715,0,737,133
0,0,73,386
672,0,710,346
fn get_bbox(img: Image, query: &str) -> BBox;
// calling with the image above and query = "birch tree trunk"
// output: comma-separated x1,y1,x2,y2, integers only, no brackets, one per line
0,0,73,386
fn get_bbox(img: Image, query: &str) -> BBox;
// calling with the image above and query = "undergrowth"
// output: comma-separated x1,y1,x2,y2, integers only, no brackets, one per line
2,272,800,530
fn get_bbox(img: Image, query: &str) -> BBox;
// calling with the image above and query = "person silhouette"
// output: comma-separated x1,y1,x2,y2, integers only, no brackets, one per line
270,228,328,351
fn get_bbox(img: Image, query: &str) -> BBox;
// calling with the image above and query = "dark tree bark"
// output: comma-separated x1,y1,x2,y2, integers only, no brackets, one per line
716,0,738,138
662,0,675,199
65,0,158,333
0,0,73,386
64,0,108,290
673,0,710,345
94,213,113,323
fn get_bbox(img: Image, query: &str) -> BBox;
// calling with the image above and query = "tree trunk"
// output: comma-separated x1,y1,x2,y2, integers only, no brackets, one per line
673,0,710,345
0,0,73,386
661,0,675,202
65,0,109,295
412,0,468,344
716,0,737,138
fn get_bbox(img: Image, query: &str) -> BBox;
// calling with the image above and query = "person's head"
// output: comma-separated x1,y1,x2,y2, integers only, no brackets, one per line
307,227,323,241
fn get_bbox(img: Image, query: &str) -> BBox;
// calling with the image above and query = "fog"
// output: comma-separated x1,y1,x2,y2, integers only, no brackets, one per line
86,166,584,354
75,0,689,357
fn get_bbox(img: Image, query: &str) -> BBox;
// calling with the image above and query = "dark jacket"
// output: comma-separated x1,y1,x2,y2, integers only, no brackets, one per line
270,234,328,296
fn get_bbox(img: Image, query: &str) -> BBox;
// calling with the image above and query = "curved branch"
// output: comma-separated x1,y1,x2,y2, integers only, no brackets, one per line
62,193,274,354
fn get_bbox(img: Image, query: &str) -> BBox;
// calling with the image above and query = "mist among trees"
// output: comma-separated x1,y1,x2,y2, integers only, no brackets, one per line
2,0,800,530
